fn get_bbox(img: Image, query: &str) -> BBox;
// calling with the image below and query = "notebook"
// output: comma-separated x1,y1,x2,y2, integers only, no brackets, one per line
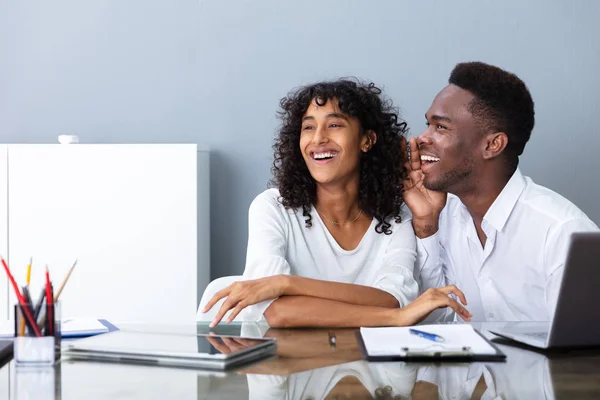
357,324,505,361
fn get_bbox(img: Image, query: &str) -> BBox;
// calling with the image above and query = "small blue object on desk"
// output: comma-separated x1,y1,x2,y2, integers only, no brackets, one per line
409,328,445,343
60,319,119,338
0,319,118,339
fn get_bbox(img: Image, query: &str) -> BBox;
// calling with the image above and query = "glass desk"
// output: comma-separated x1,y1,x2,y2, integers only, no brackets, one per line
1,322,599,399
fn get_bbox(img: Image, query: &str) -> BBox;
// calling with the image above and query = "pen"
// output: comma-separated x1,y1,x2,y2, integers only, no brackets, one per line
409,328,445,343
328,331,336,350
22,286,33,307
33,288,46,321
21,286,36,336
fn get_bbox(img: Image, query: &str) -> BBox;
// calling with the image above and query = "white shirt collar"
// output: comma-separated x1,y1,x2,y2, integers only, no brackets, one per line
483,168,527,232
454,168,527,232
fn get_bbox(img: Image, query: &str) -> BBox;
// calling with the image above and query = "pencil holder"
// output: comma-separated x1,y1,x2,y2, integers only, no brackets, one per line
14,302,61,365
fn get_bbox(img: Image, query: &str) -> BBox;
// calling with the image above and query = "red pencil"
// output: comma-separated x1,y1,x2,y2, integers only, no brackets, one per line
45,266,54,336
1,257,42,337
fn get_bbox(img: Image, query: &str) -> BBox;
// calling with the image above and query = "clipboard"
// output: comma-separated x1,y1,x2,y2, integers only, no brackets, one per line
355,327,506,362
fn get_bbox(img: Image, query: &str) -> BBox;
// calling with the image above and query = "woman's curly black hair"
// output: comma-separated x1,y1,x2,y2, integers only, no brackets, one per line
270,78,408,235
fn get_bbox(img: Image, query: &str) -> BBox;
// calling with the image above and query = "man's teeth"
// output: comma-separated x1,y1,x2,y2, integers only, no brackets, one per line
314,152,338,160
420,155,440,162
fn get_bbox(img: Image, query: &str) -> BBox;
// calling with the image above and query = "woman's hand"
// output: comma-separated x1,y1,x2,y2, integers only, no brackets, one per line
205,335,258,355
395,285,472,325
202,275,289,327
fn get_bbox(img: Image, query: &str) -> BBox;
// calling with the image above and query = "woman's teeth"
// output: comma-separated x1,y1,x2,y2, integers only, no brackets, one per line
313,152,338,160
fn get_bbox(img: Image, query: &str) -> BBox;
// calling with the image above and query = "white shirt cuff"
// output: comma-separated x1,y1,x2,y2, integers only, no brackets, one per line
416,232,441,274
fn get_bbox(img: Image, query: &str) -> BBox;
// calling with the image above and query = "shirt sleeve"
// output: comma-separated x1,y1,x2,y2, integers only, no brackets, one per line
415,232,448,292
416,232,457,323
544,217,599,317
371,218,419,307
239,191,293,321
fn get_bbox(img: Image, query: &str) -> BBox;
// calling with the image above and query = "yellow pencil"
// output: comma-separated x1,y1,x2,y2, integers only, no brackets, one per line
26,257,32,286
19,257,33,336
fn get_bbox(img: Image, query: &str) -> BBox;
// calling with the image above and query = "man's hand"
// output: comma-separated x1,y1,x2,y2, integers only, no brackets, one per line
394,285,472,325
401,137,447,238
202,275,289,327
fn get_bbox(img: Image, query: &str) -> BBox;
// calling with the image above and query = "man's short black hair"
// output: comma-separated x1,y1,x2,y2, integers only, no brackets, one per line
449,62,535,168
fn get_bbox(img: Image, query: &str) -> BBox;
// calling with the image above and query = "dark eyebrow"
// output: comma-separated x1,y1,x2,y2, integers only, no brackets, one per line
426,113,452,123
302,113,349,122
326,113,349,120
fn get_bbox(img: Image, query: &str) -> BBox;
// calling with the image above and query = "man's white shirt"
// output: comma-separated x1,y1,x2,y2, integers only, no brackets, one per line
416,168,599,322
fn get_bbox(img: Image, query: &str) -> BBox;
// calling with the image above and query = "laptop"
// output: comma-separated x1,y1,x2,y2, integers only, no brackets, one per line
489,232,600,349
64,330,276,370
0,340,13,368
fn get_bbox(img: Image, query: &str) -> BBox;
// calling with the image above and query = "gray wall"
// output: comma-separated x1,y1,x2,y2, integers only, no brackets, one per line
1,1,599,281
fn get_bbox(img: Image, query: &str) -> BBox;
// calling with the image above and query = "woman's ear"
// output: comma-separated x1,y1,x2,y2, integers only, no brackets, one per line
361,130,377,152
483,132,508,160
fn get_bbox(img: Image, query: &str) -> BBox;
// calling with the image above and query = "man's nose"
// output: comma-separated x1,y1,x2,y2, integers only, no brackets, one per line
417,129,433,149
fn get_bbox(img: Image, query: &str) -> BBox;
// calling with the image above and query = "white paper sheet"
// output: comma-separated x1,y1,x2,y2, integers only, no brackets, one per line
360,324,496,356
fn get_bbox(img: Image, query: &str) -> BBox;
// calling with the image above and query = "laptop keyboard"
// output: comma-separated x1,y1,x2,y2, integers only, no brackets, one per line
523,332,548,340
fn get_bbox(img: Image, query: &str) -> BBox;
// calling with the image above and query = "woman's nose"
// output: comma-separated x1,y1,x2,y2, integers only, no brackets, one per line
311,127,329,145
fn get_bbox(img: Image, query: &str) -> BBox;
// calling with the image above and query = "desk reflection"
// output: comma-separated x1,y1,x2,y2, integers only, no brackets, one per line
239,327,416,399
0,322,597,399
12,365,61,400
246,360,416,400
415,323,556,400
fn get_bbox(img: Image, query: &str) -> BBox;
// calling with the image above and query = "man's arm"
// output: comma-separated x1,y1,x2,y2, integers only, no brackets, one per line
416,232,450,292
415,232,459,323
401,137,454,320
412,216,441,239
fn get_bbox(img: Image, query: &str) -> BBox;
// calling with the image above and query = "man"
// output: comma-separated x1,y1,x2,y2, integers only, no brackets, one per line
403,61,598,322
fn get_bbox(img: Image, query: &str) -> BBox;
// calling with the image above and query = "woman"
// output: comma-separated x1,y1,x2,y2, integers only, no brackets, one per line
203,79,471,327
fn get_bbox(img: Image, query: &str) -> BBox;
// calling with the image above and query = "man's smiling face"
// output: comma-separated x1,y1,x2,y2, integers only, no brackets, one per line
418,84,484,193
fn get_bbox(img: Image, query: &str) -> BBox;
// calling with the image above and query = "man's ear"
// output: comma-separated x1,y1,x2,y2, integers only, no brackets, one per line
361,130,377,152
483,132,508,160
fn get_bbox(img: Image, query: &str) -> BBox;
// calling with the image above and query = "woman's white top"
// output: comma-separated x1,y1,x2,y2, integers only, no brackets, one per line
241,188,418,320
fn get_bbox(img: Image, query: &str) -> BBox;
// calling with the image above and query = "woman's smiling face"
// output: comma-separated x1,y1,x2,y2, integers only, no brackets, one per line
300,97,372,186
